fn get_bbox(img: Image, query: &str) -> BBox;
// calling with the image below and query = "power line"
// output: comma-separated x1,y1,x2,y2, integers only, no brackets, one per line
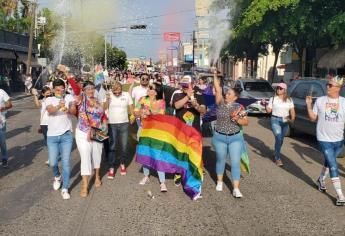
100,7,207,29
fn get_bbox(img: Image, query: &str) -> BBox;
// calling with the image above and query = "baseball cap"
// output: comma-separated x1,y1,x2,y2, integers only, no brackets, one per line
277,83,287,90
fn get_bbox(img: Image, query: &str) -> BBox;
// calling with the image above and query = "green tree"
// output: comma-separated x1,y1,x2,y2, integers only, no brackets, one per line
95,43,127,70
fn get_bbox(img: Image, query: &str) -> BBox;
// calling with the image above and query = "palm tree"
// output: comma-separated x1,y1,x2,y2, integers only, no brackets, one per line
1,0,19,17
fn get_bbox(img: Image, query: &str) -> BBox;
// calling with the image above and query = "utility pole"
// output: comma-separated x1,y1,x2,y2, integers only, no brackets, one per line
192,30,196,69
104,33,107,69
26,0,37,75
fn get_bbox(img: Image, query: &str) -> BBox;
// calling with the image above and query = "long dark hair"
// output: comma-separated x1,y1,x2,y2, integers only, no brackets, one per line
154,83,164,100
39,86,51,100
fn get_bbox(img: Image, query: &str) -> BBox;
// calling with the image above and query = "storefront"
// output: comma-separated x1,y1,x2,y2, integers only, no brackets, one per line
0,30,39,94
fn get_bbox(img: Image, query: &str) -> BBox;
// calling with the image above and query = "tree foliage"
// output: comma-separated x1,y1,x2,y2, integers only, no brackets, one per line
214,0,345,77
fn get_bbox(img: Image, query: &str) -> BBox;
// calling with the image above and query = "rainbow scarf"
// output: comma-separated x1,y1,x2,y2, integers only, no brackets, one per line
136,115,203,200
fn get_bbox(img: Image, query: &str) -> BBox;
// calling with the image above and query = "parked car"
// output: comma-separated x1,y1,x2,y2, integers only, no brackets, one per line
234,79,275,113
288,78,345,136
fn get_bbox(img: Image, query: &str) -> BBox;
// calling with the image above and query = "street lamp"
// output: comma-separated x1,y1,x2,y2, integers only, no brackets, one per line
104,24,147,69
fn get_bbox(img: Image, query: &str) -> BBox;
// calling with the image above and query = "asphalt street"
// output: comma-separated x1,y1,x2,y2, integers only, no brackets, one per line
0,95,345,235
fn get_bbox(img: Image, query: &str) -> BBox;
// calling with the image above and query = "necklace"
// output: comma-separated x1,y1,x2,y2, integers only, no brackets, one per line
327,96,340,112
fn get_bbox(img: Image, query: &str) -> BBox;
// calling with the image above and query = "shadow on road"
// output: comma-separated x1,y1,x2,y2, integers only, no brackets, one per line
203,145,234,193
7,125,32,139
244,132,340,203
0,140,44,179
6,110,21,119
244,133,317,188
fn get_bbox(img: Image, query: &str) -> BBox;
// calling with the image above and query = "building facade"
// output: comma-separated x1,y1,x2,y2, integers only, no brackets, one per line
0,29,39,93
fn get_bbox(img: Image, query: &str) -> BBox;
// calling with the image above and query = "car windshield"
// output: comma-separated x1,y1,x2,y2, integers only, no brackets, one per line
244,82,274,92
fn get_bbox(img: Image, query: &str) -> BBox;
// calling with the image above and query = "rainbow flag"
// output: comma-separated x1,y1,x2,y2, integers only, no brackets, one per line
94,65,105,86
136,115,203,200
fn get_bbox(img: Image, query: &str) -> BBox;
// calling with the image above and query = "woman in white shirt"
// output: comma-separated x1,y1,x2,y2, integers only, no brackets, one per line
32,86,52,165
104,82,134,179
266,83,296,166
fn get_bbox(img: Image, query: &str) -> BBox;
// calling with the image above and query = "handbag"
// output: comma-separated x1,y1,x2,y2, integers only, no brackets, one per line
83,96,109,142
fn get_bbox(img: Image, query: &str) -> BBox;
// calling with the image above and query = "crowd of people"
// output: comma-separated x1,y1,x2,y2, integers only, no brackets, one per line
0,64,343,206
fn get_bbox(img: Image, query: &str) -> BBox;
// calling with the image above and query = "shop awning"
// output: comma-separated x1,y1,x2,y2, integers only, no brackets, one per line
17,53,41,67
318,48,345,69
0,49,16,59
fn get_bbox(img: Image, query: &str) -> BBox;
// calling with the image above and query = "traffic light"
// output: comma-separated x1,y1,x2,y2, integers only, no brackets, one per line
130,25,147,29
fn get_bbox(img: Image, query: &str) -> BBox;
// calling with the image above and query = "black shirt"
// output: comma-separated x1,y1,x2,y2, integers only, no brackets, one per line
172,87,206,132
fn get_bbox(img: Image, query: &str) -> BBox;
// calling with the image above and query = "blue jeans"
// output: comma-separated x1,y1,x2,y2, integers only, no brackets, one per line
271,117,289,160
212,132,242,181
108,123,129,167
143,166,166,183
0,125,7,161
47,131,73,189
319,140,344,178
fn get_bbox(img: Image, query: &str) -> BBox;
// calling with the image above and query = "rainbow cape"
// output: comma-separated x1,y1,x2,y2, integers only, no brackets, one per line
136,115,203,200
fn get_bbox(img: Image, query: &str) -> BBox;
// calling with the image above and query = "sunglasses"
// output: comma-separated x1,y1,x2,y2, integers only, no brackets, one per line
326,83,339,88
141,77,149,81
148,85,156,90
277,87,285,90
180,83,190,89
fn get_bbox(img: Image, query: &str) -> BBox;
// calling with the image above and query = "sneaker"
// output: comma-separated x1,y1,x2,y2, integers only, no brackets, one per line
316,178,327,192
336,194,345,206
216,181,223,192
160,183,168,192
232,188,243,198
107,168,115,179
139,176,150,185
61,188,70,200
53,176,61,190
120,165,127,176
275,159,283,167
193,193,203,201
174,175,182,187
2,159,8,168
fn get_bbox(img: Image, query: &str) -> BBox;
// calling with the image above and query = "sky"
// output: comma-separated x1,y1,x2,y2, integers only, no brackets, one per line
37,0,196,60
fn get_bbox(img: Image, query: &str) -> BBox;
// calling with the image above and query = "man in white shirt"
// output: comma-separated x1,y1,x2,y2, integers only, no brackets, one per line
104,82,134,179
131,73,149,105
131,73,149,139
307,76,345,206
46,79,77,200
0,89,12,168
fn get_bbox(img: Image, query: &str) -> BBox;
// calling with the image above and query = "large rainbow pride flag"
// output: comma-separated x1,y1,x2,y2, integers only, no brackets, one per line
136,115,203,200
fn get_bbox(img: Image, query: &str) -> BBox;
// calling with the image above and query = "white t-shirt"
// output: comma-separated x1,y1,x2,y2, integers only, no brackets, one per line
106,92,133,124
268,96,294,118
46,94,75,136
0,89,10,127
131,85,148,104
313,96,345,142
40,98,49,125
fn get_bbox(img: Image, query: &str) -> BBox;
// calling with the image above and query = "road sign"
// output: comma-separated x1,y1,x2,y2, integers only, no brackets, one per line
167,46,178,50
130,25,147,29
164,32,181,42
